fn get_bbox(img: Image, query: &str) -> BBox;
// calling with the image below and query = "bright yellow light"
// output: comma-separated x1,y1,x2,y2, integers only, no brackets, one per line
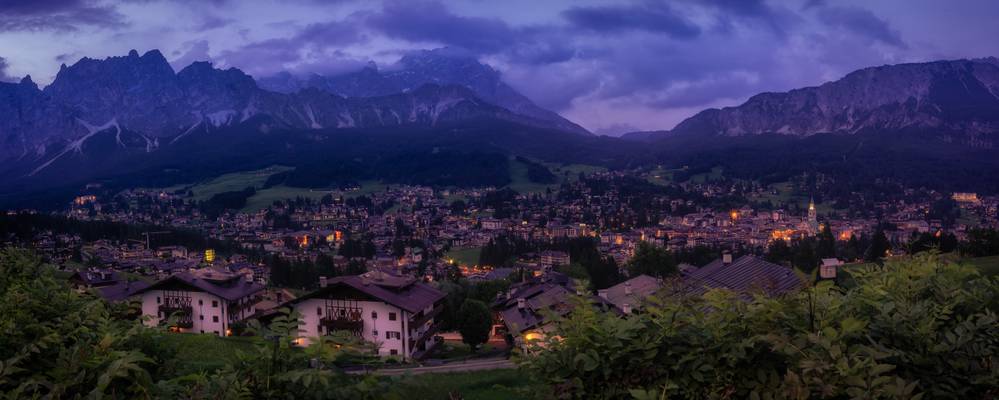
524,332,544,342
225,329,232,337
204,249,215,263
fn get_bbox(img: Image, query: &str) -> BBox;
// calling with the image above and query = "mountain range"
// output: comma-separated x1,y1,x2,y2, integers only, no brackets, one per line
2,50,999,207
626,58,999,148
0,49,586,167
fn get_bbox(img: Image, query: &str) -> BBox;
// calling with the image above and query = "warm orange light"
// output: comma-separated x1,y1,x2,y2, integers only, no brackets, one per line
730,211,739,220
225,329,232,336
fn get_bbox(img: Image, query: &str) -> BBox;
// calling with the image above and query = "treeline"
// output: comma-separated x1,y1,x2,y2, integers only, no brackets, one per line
197,186,256,218
515,156,557,184
267,253,367,290
0,213,241,255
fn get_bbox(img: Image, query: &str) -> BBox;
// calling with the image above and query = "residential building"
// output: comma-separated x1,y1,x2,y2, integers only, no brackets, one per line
287,271,446,360
132,270,264,336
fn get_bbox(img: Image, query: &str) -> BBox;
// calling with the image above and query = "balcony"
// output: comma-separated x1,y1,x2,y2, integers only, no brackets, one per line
320,317,363,333
159,304,193,328
410,304,444,329
409,322,440,350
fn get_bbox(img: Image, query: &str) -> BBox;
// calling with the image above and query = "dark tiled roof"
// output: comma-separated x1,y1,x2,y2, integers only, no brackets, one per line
130,272,265,301
501,285,576,333
289,275,446,314
682,255,802,297
600,274,662,310
99,280,150,301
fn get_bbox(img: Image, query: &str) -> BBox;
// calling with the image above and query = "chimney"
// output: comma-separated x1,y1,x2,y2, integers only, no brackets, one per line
624,282,632,295
722,252,732,265
319,276,327,288
622,303,632,314
517,298,526,310
597,289,609,299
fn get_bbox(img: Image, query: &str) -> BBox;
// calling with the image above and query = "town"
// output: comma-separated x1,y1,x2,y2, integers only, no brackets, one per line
3,166,997,357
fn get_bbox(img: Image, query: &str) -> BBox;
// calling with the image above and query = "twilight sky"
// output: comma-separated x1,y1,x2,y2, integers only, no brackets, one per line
1,0,997,135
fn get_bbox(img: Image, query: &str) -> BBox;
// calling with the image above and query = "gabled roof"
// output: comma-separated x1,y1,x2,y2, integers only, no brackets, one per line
288,275,445,314
130,272,265,301
682,255,802,297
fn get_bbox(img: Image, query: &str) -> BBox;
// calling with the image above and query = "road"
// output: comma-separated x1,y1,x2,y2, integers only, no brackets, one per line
347,357,516,376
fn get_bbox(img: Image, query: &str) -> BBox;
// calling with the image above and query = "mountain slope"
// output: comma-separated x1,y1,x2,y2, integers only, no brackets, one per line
257,48,590,135
657,58,999,148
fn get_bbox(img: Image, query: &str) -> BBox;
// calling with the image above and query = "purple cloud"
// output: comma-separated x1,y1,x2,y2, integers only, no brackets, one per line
218,20,367,77
366,0,516,53
0,0,125,32
561,2,700,38
815,5,907,48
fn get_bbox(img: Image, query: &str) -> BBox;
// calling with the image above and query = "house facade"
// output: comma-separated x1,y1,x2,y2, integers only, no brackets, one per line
133,270,264,336
287,271,446,360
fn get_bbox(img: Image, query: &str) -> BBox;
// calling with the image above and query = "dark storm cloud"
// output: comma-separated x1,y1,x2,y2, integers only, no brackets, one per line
561,2,700,38
366,1,516,53
814,5,907,48
0,0,125,32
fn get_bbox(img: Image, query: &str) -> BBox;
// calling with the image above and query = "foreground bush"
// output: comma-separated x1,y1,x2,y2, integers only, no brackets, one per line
0,248,390,399
518,253,999,399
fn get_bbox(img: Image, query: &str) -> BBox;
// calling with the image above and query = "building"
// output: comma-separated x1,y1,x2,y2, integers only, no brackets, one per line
132,269,265,336
819,258,843,280
952,192,980,204
597,274,662,314
69,268,149,302
286,271,446,360
678,254,803,298
539,250,571,268
493,272,606,348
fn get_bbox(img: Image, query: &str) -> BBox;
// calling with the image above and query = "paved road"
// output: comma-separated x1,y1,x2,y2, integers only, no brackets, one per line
348,357,516,376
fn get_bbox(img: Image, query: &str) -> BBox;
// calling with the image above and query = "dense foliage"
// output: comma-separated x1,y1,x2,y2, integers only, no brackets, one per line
456,299,493,351
0,248,391,399
518,253,999,399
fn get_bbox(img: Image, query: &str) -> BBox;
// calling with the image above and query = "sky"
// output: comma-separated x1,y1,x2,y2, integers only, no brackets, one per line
1,0,998,135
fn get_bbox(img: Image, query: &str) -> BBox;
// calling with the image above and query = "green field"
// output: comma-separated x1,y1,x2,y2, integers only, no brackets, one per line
446,247,482,266
505,157,604,194
242,185,334,212
388,369,538,400
689,166,725,183
183,166,294,201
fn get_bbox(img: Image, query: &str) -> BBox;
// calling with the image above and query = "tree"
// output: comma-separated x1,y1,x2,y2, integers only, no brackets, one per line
816,224,836,259
866,227,891,262
456,299,493,352
627,242,677,279
765,239,792,265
